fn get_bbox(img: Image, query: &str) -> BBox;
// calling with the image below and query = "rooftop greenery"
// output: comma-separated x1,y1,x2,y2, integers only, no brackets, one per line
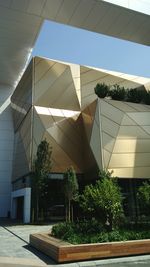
94,83,150,105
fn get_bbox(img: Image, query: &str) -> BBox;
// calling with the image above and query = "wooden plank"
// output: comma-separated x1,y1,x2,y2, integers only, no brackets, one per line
29,232,150,263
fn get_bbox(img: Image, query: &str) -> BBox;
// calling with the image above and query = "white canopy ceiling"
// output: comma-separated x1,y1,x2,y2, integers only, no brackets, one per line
0,0,150,88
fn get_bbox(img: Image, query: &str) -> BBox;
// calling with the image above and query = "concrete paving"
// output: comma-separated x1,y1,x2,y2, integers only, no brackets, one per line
0,219,55,265
1,255,150,267
46,255,150,266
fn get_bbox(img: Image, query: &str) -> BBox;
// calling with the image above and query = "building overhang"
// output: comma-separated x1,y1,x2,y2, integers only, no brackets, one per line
0,0,150,89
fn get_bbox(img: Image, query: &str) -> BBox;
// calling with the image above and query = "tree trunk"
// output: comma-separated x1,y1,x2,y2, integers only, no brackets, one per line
68,199,71,222
71,204,73,222
65,203,68,222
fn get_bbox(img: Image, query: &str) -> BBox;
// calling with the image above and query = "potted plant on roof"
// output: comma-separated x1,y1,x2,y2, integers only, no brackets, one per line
94,83,109,98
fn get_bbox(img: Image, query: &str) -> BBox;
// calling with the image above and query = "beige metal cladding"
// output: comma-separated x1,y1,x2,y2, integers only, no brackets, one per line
11,61,33,132
33,57,81,110
99,99,150,178
12,109,32,181
11,56,150,180
32,57,85,173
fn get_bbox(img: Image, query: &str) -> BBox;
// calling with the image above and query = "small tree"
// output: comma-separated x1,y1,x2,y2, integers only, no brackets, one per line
64,166,79,222
138,181,150,215
109,84,126,101
94,83,109,98
32,139,52,222
80,170,124,231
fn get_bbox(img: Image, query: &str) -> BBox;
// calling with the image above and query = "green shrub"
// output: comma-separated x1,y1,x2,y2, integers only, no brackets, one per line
109,84,126,100
94,82,149,105
144,91,150,105
51,221,150,244
51,221,74,239
79,170,124,231
94,83,109,98
108,230,123,242
75,218,104,235
127,88,145,103
65,233,84,244
137,181,150,215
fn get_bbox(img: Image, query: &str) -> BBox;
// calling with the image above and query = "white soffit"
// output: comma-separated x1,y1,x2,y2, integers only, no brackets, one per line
103,0,150,16
0,0,150,88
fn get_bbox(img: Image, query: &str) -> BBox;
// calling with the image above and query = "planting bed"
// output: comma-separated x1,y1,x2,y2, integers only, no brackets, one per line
30,232,150,263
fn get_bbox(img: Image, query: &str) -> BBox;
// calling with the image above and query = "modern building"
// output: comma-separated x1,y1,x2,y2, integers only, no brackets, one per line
10,56,150,222
0,0,150,222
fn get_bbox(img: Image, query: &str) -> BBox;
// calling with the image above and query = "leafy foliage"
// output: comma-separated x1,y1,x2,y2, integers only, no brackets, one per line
126,88,145,103
138,181,150,208
94,83,109,98
94,82,150,105
144,91,150,105
64,166,79,222
32,139,52,221
51,221,150,244
109,84,126,100
79,170,124,230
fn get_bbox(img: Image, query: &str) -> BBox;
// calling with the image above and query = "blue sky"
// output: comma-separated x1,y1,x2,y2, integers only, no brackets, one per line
32,20,150,78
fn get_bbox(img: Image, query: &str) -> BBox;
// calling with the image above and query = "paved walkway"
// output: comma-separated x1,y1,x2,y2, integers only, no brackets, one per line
0,219,55,265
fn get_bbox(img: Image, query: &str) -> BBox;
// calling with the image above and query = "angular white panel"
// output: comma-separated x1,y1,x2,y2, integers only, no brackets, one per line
70,64,81,106
101,115,120,138
127,112,150,126
81,67,108,85
33,110,45,145
82,100,97,142
117,125,150,139
54,83,80,111
34,63,67,104
125,101,150,112
38,114,54,129
34,58,55,84
100,99,124,124
103,149,111,168
108,166,150,179
142,126,150,135
113,139,150,153
109,153,150,168
90,104,103,169
121,114,137,126
105,99,136,112
102,132,116,153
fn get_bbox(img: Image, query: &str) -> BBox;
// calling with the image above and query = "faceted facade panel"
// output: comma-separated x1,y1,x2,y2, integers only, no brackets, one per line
11,61,32,132
11,56,150,182
98,99,150,178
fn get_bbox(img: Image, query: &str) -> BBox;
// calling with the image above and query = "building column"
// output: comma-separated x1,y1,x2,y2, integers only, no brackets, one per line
24,188,31,223
11,188,31,223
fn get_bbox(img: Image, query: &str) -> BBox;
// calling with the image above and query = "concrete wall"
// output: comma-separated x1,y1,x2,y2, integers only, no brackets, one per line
0,85,14,217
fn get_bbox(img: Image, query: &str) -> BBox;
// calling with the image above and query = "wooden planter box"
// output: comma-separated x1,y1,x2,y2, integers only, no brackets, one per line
30,232,150,263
